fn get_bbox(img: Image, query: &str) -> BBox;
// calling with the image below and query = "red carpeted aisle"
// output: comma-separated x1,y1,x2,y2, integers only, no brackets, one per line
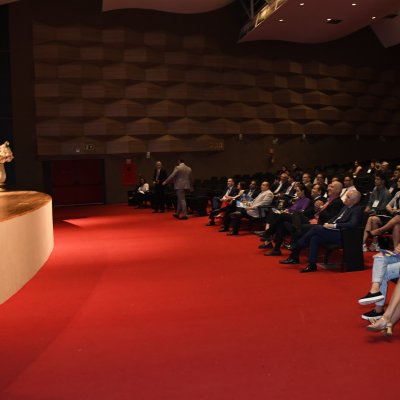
0,204,399,400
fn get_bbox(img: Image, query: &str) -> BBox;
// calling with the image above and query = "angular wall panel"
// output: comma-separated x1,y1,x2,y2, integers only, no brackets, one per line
125,82,165,100
126,118,165,135
147,100,185,118
104,100,144,117
84,118,125,136
102,28,143,46
80,46,123,62
82,81,125,99
103,63,144,81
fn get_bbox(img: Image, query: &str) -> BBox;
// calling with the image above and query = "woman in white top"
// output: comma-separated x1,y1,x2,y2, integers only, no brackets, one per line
133,177,150,208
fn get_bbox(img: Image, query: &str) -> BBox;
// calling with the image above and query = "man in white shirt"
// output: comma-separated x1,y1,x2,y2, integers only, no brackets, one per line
340,176,356,202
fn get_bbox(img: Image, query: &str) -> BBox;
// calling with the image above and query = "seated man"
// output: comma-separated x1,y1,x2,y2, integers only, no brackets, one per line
261,183,311,256
246,180,260,200
211,178,239,210
340,176,356,202
280,189,363,272
281,181,343,247
221,181,273,236
358,248,400,321
272,172,291,207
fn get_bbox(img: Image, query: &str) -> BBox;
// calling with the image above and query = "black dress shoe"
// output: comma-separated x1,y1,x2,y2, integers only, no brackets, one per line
227,231,238,236
300,264,317,273
258,243,273,249
219,228,229,232
264,250,282,256
279,258,299,264
206,221,215,226
173,214,179,219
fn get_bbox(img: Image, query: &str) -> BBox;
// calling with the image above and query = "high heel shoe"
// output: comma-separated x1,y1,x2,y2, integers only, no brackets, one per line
367,317,393,336
367,228,384,237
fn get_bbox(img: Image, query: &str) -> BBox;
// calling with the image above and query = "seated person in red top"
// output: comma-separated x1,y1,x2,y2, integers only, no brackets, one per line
206,181,246,226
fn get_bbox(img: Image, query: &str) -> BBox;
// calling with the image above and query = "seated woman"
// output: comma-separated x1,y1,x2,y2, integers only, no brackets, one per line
351,160,363,179
206,181,246,226
366,184,400,249
366,268,400,336
362,173,392,252
132,177,150,208
261,183,311,256
358,241,400,321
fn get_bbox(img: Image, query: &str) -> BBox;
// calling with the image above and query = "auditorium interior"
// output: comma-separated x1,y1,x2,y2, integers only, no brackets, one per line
1,1,400,399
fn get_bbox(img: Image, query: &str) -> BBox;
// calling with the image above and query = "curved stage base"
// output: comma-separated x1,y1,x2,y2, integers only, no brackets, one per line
0,191,54,304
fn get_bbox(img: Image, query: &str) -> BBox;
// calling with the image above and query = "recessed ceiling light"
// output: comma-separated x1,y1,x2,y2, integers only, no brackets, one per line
300,2,305,5
326,18,343,24
279,19,284,22
371,16,376,19
352,3,357,5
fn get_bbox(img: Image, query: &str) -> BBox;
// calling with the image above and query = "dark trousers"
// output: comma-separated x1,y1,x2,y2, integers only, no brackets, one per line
266,213,293,251
209,202,236,223
212,196,222,210
153,185,165,211
292,225,341,264
224,208,248,233
132,192,146,207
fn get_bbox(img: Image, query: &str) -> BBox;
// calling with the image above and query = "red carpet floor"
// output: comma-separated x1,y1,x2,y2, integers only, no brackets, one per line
1,204,399,400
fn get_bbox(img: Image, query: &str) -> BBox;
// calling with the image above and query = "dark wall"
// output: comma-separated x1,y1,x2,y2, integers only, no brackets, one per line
0,5,15,186
8,0,400,202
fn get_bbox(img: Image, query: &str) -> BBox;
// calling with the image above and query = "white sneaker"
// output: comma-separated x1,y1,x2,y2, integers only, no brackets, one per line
369,243,380,252
362,244,368,252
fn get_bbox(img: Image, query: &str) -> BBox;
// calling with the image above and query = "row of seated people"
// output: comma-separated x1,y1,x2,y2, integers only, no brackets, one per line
204,167,400,336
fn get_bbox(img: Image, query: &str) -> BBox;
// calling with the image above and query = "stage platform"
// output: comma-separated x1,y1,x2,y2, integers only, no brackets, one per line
0,191,53,304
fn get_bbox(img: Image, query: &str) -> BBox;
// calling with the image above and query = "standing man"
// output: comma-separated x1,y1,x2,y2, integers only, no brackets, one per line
152,161,167,213
163,159,193,220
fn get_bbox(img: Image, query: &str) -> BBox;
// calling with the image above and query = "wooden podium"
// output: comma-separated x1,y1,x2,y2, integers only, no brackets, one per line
0,191,54,304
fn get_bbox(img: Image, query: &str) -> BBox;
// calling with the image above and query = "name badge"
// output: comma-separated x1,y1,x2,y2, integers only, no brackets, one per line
372,200,380,208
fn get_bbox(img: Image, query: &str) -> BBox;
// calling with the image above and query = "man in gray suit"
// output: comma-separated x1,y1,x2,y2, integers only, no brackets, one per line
163,159,193,220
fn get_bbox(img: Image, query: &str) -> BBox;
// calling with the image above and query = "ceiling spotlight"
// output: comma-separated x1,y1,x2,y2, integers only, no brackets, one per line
326,18,343,24
351,3,357,6
371,16,376,19
279,19,284,22
300,2,305,5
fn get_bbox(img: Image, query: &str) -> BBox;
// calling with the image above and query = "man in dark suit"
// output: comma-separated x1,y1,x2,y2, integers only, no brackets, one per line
246,180,260,200
211,178,237,210
152,161,167,213
206,179,240,226
280,189,363,272
163,159,193,220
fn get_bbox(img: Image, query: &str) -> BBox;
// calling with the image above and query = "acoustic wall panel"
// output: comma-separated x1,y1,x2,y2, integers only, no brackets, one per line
32,21,400,156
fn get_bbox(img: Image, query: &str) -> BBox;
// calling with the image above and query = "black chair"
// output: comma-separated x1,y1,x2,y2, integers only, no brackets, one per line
323,227,364,272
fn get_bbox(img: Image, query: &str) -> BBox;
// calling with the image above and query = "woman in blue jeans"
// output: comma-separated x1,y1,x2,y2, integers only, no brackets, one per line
367,272,400,336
